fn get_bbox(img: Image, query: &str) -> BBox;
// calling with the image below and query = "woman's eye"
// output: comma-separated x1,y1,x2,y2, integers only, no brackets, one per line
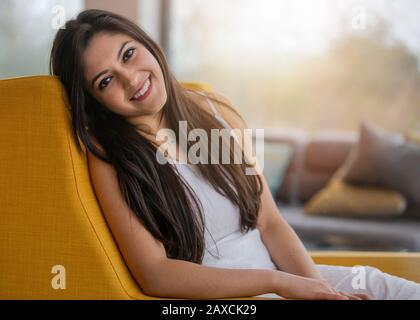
99,76,112,90
123,48,135,62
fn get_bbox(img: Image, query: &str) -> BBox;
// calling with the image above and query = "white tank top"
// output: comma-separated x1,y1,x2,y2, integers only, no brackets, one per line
171,92,277,271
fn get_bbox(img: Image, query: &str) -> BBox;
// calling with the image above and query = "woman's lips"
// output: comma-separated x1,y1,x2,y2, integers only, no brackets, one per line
130,76,152,102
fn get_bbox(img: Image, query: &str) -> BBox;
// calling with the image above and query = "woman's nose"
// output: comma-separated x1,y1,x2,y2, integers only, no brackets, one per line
120,69,139,90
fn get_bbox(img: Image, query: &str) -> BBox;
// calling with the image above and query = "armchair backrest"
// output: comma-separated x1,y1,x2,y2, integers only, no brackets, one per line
0,75,211,299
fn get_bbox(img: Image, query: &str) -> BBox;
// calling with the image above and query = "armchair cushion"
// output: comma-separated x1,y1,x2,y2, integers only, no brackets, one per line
0,76,148,299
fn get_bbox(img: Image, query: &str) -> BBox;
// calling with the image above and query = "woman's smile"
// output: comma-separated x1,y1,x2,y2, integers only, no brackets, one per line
130,75,152,102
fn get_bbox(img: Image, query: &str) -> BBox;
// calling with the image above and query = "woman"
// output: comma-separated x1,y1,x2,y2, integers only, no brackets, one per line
50,9,420,300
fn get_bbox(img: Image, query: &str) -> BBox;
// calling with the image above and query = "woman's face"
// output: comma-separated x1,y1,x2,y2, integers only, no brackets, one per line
83,32,167,130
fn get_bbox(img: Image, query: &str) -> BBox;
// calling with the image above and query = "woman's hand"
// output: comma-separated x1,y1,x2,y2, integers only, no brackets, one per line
338,291,373,300
274,272,372,300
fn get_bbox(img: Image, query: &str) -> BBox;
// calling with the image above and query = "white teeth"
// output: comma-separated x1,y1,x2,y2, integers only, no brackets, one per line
133,78,151,99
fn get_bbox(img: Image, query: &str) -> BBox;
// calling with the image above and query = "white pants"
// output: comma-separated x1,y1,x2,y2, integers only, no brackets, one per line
257,264,420,300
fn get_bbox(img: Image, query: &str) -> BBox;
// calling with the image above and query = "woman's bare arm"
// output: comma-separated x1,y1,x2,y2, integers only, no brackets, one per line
146,259,279,298
148,258,351,300
257,174,323,279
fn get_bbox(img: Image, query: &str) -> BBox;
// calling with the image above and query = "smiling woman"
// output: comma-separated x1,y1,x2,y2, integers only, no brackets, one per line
49,8,270,298
48,9,420,300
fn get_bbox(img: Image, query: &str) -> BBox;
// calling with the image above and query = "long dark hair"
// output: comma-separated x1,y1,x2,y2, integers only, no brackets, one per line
50,9,263,263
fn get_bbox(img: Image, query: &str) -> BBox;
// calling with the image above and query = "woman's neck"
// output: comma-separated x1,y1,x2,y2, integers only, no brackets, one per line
132,110,169,146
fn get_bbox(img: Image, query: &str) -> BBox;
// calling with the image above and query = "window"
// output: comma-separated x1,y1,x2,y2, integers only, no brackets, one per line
168,0,420,132
0,0,82,78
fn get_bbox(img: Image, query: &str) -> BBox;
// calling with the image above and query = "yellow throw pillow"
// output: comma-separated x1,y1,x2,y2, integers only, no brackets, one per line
304,178,407,218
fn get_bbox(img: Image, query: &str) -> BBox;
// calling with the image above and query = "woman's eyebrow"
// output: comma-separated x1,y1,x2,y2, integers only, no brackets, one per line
91,40,133,89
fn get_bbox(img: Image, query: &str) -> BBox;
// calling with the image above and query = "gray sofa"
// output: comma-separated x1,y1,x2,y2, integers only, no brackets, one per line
265,129,420,252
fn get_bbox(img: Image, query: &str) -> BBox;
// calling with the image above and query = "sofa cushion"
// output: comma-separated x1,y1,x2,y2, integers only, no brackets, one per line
277,131,356,204
304,132,355,172
304,177,406,218
341,122,420,218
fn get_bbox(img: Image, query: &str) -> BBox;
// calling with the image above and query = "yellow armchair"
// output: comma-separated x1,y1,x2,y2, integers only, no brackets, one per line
0,75,419,299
